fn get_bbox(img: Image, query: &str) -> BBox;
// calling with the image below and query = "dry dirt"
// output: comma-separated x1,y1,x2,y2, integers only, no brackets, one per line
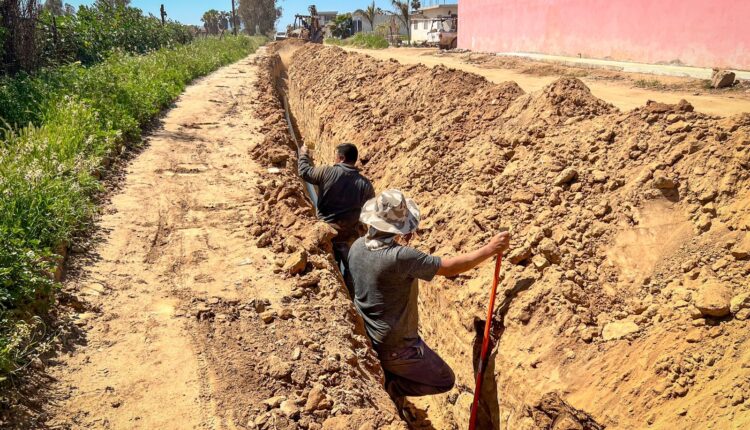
276,42,750,430
22,40,750,430
39,49,403,430
345,47,750,118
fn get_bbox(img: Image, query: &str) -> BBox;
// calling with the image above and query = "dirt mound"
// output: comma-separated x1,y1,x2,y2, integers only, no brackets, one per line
280,42,750,429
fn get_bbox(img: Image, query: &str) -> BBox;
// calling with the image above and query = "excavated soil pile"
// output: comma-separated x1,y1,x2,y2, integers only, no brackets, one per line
192,52,405,430
278,43,750,429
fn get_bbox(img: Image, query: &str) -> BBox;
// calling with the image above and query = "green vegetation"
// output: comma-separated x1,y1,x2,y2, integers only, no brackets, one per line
326,33,389,50
2,1,196,75
633,78,669,90
0,35,266,377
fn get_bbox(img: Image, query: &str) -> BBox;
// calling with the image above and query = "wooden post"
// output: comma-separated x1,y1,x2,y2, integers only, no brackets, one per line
231,0,238,35
160,4,166,26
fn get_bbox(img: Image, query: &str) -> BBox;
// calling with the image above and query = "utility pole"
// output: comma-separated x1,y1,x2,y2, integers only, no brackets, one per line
231,0,238,35
160,4,166,26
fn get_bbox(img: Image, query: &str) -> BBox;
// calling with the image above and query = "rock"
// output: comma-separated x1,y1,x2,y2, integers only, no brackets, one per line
602,321,640,341
268,359,293,380
711,69,736,89
538,238,562,264
279,400,299,418
731,234,750,260
260,311,275,323
263,395,287,409
696,214,712,232
283,250,308,275
268,148,290,165
506,246,532,266
295,273,321,289
291,347,302,360
511,191,534,204
304,384,326,412
554,168,578,186
531,254,549,270
698,190,717,203
666,121,691,135
694,281,732,317
736,309,750,321
279,308,294,320
730,293,750,315
652,172,677,189
561,281,587,305
592,170,608,183
685,328,703,343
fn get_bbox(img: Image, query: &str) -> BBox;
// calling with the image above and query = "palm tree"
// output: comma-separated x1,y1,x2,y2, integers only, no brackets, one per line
363,0,378,33
202,9,221,35
391,0,410,41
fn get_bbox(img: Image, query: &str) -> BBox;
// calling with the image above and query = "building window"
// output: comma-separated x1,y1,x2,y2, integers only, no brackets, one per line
413,21,418,30
423,20,428,29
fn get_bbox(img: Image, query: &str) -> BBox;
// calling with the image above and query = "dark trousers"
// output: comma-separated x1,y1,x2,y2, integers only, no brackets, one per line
332,241,354,298
377,338,456,398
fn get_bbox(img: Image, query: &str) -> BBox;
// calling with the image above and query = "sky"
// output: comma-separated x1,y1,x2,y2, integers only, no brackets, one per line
65,0,418,32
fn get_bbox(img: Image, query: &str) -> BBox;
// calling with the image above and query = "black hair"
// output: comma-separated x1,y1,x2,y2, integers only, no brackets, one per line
336,143,358,164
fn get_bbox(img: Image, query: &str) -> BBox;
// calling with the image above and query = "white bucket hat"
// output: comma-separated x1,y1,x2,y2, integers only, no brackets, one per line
360,189,420,235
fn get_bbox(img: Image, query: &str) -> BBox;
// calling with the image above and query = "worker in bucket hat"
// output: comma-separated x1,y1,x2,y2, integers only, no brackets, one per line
348,189,510,420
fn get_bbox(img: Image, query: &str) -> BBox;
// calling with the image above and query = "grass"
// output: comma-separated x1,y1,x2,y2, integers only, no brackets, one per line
326,33,389,50
633,78,670,90
0,35,266,378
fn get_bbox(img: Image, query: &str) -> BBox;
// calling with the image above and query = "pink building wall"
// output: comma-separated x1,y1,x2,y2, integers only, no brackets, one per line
458,0,750,70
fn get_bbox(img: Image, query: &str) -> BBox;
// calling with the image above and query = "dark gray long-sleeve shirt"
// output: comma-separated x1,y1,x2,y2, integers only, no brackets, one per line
298,153,375,241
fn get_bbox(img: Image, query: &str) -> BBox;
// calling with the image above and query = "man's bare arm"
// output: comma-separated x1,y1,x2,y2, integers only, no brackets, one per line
436,232,510,277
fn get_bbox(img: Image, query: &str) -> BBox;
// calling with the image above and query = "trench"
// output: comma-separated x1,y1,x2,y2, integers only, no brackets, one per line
271,45,502,430
267,42,616,430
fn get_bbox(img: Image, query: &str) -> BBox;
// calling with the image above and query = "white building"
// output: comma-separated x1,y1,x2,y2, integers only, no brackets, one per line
410,3,457,45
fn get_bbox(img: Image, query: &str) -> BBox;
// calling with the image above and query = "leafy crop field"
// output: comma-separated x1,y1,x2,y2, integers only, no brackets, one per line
0,35,266,377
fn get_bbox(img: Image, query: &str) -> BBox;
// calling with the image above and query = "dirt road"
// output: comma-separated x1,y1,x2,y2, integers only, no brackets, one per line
44,49,402,430
346,47,750,117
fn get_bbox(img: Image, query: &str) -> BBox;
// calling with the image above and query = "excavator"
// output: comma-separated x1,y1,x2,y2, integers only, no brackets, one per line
286,5,324,43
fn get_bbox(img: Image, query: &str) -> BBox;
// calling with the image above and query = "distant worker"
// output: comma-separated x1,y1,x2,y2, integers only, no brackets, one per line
348,190,510,418
298,143,375,296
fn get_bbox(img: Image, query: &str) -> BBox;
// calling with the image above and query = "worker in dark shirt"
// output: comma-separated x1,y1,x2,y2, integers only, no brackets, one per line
298,143,375,295
348,189,510,419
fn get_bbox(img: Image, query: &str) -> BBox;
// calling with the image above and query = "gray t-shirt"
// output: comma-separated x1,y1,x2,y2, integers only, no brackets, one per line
348,237,442,349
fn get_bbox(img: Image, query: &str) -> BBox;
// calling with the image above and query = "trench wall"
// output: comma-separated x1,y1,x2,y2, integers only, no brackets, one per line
282,42,750,430
459,0,750,70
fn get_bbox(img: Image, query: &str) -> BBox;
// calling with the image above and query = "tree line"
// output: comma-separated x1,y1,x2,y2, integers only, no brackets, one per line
201,0,281,37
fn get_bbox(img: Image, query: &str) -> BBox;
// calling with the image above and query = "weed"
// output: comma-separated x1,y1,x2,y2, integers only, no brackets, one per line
326,33,389,50
0,35,266,378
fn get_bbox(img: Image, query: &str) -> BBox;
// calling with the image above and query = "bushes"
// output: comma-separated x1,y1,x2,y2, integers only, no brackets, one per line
0,35,266,377
37,4,195,67
325,33,389,50
1,1,195,75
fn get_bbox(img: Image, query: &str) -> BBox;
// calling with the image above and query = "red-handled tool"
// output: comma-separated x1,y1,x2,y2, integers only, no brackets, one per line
468,254,503,430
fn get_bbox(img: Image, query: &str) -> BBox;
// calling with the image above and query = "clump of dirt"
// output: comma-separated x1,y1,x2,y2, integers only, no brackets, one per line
281,42,750,429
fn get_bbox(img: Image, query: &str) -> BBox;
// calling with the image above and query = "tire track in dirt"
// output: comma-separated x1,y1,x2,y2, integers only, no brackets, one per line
43,49,404,430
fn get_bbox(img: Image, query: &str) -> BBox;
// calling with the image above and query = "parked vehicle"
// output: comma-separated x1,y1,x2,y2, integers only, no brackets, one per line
427,14,458,50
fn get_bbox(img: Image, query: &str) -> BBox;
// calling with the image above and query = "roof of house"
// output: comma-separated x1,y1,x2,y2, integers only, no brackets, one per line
418,4,458,11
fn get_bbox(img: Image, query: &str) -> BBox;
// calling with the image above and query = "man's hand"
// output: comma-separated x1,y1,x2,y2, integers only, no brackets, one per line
486,231,511,255
299,145,309,156
437,230,512,278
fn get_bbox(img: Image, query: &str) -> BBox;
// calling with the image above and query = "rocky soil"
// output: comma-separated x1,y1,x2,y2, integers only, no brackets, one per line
34,49,403,430
271,42,750,429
